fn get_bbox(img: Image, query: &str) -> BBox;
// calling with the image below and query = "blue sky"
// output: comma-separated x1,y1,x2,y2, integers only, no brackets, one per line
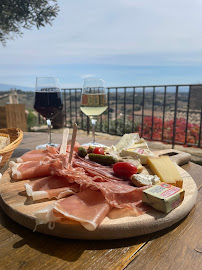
1,0,202,88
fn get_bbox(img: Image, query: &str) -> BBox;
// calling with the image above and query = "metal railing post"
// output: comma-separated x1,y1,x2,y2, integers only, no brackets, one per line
151,87,155,140
132,87,135,132
172,86,179,149
115,87,118,135
198,105,202,148
123,87,126,134
107,88,110,134
162,86,167,141
141,87,145,137
75,89,77,124
185,86,191,145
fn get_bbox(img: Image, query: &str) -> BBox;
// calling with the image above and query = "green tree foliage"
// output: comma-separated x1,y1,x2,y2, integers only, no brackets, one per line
27,109,37,130
0,0,59,46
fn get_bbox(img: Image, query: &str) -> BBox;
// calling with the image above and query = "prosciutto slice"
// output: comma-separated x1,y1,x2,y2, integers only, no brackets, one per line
14,143,150,232
10,149,69,180
34,188,111,231
17,149,49,163
25,175,80,200
78,177,148,214
49,161,148,215
17,144,79,163
9,160,51,180
73,157,123,182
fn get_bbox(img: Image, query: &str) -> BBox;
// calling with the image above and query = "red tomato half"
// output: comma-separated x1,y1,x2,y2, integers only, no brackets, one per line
92,147,105,155
113,162,137,179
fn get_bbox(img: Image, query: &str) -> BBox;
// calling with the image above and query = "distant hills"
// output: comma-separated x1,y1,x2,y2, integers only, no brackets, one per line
0,83,34,91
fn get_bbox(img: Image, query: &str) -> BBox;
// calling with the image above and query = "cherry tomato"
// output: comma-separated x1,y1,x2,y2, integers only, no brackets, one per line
113,162,137,179
92,147,105,155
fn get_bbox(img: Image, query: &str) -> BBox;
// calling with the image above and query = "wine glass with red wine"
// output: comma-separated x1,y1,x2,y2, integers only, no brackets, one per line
34,77,63,149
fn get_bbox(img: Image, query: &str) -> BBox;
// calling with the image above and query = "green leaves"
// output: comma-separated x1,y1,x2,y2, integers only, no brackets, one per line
0,0,59,46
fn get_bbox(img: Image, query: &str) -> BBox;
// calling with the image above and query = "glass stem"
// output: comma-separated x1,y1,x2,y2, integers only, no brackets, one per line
47,119,52,145
91,118,97,143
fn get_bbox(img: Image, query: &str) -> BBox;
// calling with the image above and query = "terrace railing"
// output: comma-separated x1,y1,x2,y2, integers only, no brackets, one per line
61,84,202,148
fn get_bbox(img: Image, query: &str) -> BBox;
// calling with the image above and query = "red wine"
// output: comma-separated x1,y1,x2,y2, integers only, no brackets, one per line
34,92,63,119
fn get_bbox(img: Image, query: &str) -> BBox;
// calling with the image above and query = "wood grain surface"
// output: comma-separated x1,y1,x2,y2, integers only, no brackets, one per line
0,149,198,240
126,161,202,270
0,132,201,270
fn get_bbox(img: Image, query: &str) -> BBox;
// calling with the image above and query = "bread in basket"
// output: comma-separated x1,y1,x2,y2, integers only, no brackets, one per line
0,128,23,168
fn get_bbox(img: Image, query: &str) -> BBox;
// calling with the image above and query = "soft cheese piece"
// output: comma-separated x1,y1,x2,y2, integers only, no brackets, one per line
147,156,183,188
114,133,140,151
0,133,10,150
131,174,160,187
120,147,154,164
132,138,149,150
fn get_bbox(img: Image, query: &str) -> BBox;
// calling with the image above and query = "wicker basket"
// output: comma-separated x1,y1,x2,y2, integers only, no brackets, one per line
0,128,23,168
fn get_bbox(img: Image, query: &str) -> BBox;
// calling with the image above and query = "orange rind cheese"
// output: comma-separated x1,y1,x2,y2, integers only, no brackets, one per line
147,156,183,188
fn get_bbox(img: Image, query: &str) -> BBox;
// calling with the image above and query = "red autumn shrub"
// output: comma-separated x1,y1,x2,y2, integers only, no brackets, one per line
137,116,201,146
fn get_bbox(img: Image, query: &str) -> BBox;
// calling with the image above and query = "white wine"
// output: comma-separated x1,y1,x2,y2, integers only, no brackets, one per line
80,93,107,117
81,106,108,117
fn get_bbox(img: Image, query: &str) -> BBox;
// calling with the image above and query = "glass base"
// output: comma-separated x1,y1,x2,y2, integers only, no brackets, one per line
36,143,60,150
80,142,106,147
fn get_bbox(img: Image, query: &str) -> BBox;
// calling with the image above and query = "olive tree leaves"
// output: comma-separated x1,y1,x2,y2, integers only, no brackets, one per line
0,0,59,46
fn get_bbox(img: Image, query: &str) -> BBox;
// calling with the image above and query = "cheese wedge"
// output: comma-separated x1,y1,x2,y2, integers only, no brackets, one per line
114,133,140,151
114,133,149,151
147,156,183,188
0,133,10,150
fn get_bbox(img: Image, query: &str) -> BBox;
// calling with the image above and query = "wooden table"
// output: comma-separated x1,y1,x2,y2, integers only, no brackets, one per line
0,132,201,270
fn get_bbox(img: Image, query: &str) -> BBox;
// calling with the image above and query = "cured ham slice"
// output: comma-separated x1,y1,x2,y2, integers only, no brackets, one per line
77,177,149,215
16,147,62,163
53,189,111,231
17,149,48,163
16,146,65,163
48,159,102,184
25,175,80,200
34,204,61,230
10,148,70,180
34,188,111,231
73,157,123,182
67,140,80,152
16,145,78,164
9,161,51,180
49,161,149,215
13,141,150,232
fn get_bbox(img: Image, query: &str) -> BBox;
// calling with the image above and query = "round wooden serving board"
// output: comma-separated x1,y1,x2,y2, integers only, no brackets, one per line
0,149,198,240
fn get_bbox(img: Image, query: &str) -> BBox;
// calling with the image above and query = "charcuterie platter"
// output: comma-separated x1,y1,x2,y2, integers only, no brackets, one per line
0,146,198,240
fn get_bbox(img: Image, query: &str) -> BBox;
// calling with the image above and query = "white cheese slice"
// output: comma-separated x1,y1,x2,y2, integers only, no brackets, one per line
132,138,149,150
120,147,154,164
131,174,160,187
114,133,140,151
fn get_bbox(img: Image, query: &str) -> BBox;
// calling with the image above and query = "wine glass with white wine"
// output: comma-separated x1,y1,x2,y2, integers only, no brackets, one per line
80,78,108,146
